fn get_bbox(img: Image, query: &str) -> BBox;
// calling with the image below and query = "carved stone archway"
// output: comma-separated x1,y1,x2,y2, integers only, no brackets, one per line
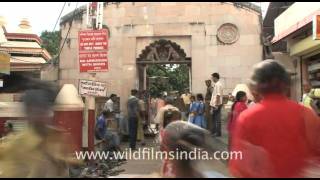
136,39,191,91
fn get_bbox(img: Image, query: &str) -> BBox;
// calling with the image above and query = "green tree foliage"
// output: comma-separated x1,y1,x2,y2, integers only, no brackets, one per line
147,64,189,97
40,30,61,57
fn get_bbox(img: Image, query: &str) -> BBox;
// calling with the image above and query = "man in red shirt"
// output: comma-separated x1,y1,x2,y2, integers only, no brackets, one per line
229,60,320,178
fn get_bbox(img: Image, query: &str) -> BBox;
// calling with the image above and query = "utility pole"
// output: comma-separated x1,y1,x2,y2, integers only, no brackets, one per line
84,2,101,152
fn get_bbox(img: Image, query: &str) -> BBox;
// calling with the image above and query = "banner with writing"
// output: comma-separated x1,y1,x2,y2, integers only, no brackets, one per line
79,79,107,97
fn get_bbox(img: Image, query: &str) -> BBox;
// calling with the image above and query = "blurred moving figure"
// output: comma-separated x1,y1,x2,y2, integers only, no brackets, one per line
0,76,78,178
160,121,226,178
229,60,320,178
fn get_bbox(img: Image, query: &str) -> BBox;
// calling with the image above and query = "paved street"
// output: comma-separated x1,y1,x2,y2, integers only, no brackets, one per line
110,138,162,178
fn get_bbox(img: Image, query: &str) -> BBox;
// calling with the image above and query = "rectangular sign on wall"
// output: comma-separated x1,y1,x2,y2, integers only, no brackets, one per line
79,79,107,97
79,51,108,72
78,29,108,72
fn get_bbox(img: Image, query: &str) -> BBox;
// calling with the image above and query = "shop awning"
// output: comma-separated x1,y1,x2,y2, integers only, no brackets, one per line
272,10,320,44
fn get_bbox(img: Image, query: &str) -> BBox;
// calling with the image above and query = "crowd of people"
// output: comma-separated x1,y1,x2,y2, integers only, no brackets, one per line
0,59,320,178
123,59,320,178
53,58,320,178
145,72,225,137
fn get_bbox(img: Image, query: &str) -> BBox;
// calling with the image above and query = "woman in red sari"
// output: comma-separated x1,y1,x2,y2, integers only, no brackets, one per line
227,91,247,148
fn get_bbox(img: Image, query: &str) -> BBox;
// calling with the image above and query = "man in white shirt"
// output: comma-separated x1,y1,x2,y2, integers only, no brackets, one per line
104,94,117,113
210,73,223,137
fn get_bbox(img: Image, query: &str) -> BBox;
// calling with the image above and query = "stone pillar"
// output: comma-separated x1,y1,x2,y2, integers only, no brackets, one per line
87,74,96,152
54,84,84,152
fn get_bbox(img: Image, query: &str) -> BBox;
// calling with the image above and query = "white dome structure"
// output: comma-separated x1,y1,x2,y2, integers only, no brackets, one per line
54,84,84,111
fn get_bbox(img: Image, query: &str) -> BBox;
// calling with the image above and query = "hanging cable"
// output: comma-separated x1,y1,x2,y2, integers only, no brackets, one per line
56,2,79,64
52,2,67,32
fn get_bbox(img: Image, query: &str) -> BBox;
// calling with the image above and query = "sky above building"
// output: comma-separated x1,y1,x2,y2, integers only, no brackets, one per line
0,2,270,36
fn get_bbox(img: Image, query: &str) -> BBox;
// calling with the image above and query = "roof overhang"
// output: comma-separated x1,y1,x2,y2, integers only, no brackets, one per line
0,47,51,61
4,33,42,44
272,10,320,44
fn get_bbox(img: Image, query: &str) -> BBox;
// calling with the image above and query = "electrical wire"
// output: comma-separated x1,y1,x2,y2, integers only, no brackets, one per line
56,2,79,64
52,2,67,32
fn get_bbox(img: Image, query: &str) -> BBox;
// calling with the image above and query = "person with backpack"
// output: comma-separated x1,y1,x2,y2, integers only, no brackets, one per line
154,96,181,144
155,96,180,130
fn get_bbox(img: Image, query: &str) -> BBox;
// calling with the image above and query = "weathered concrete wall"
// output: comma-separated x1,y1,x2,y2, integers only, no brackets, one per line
59,2,263,113
273,52,301,101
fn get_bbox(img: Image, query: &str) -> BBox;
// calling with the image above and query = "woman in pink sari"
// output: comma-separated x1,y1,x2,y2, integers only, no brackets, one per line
227,91,247,148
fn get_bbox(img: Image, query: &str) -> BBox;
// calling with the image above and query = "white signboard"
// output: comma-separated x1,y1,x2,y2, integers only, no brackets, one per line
0,79,3,87
79,79,107,97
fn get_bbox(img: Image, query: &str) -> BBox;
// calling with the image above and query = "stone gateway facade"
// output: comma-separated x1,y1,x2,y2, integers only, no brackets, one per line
59,2,263,113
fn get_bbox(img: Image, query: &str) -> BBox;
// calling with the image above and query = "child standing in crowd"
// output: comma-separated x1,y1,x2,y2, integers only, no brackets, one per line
193,94,206,129
188,95,197,123
227,91,247,148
